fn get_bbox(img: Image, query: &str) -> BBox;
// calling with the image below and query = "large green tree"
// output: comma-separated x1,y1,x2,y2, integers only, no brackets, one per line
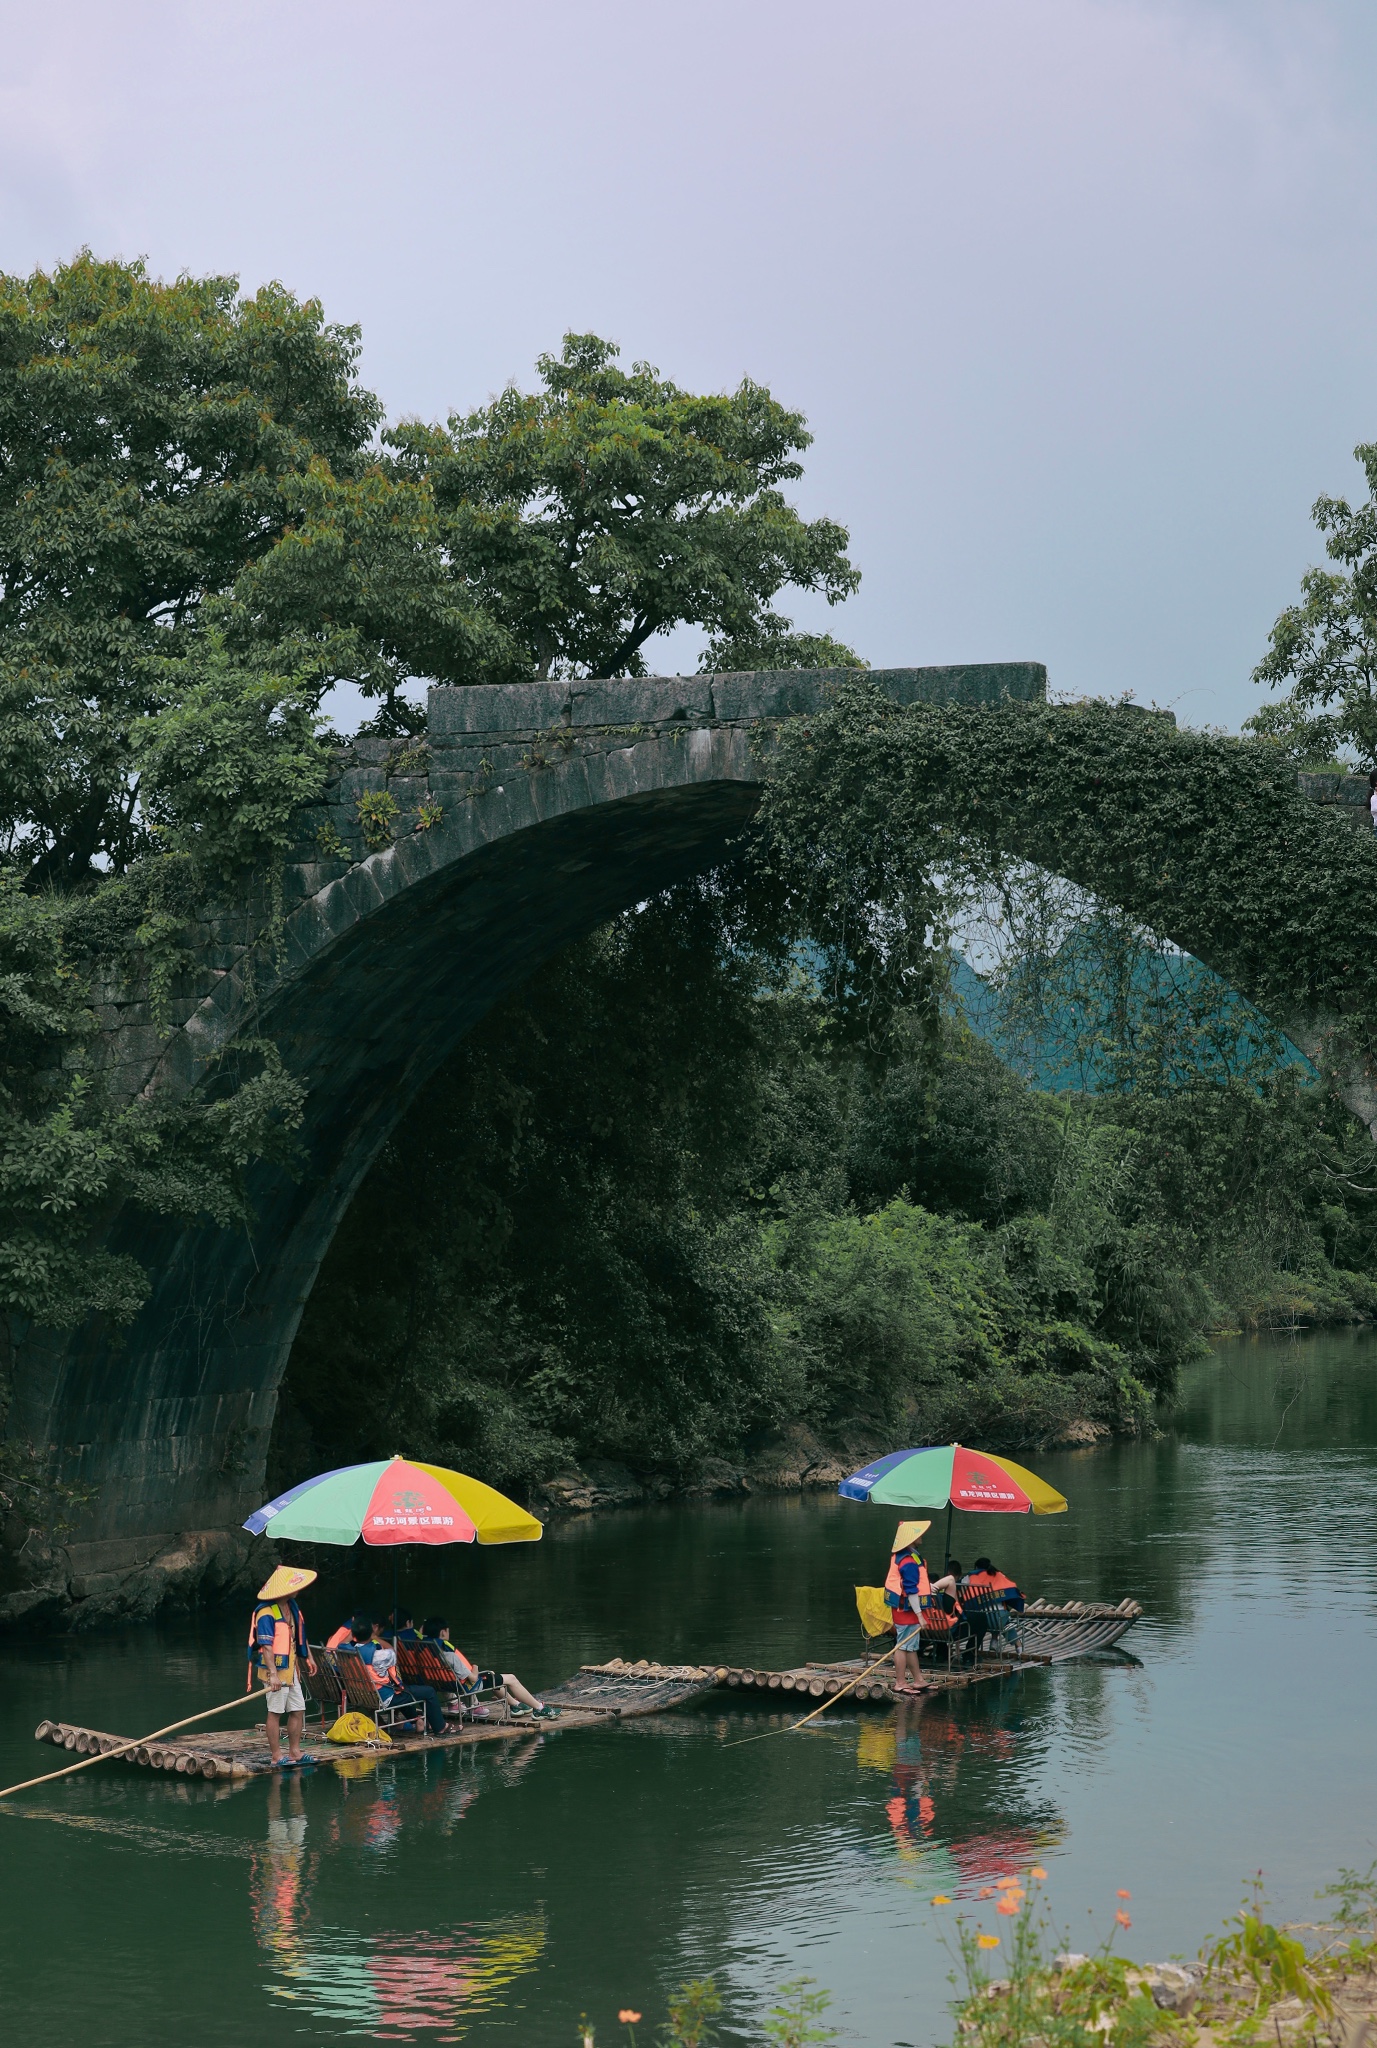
1248,440,1377,765
387,332,858,708
0,255,381,883
1,262,861,863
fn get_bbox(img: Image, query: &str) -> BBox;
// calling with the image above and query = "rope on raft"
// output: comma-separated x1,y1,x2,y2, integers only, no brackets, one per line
722,1645,902,1750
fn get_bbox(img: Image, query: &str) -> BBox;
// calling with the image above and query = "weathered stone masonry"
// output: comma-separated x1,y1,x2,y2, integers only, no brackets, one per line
2,663,1044,1626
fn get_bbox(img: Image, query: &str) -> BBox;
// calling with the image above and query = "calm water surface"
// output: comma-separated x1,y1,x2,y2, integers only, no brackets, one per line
2,1332,1375,2046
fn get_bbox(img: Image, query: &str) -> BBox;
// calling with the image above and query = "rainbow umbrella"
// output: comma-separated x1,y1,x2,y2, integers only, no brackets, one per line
243,1456,543,1547
839,1443,1066,1566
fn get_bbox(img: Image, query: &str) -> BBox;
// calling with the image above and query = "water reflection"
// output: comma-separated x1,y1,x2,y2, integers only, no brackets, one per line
253,1759,547,2038
6,1331,1377,2048
252,1775,315,1980
854,1693,1065,1895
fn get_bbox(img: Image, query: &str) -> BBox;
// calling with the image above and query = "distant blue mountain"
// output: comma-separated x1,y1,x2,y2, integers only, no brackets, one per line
948,946,1313,1092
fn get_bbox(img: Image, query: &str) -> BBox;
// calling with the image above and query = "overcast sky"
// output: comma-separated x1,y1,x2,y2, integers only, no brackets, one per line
4,0,1376,732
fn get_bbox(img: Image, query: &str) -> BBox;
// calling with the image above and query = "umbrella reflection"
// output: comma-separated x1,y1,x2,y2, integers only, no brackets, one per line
250,1766,546,2036
257,1914,546,2038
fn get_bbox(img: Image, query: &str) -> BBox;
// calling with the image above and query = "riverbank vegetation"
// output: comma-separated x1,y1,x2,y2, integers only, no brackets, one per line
940,1862,1377,2048
279,874,1377,1498
598,1864,1377,2047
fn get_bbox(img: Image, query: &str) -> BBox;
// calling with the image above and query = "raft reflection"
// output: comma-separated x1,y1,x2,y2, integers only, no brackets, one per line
251,1754,547,2039
862,1692,1064,1891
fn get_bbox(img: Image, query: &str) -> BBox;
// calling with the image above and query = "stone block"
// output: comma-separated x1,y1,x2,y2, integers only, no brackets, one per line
569,677,713,726
878,662,1047,707
710,670,837,720
331,765,387,798
429,682,571,735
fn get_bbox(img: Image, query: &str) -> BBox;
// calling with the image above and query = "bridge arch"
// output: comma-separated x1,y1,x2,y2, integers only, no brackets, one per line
12,662,1372,1624
6,664,1044,1620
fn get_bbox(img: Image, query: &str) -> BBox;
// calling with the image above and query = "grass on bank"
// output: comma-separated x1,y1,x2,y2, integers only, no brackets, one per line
596,1865,1377,2047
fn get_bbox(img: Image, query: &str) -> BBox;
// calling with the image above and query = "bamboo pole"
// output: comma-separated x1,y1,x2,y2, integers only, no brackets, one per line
0,1692,262,1801
724,1643,904,1749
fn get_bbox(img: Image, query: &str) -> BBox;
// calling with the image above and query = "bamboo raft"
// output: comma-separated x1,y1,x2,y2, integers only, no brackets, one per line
31,1601,1141,1781
1018,1597,1144,1658
29,1666,720,1782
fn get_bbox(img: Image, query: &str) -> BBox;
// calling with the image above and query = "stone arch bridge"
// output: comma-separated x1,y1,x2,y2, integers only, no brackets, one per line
4,663,1369,1624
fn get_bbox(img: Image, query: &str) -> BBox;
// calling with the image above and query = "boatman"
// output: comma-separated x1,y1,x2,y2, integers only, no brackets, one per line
885,1522,958,1696
247,1565,319,1767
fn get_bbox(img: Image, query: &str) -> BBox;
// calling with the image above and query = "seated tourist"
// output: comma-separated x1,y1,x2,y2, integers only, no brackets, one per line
360,1621,446,1735
326,1613,370,1651
421,1615,561,1720
966,1558,1025,1610
962,1558,1025,1646
390,1608,422,1645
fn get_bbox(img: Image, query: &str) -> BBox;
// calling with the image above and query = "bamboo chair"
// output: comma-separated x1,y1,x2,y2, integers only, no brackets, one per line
302,1647,346,1724
333,1646,421,1734
958,1589,1024,1658
398,1644,512,1723
919,1594,963,1673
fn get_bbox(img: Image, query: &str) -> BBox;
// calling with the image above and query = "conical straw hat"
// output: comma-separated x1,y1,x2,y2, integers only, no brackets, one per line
891,1519,931,1552
257,1565,317,1600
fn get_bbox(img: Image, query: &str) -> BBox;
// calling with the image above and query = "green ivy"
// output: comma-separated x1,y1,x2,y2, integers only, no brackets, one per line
754,682,1377,1072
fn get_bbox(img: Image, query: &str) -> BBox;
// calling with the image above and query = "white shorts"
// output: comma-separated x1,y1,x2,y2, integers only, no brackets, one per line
264,1676,305,1714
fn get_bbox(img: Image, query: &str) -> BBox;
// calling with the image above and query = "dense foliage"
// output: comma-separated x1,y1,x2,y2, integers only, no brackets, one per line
390,332,858,704
750,681,1377,1078
1248,440,1377,766
0,256,859,1379
281,881,1377,1495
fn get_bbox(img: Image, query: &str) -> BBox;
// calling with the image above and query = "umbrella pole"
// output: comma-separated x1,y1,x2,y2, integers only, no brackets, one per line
944,1502,953,1575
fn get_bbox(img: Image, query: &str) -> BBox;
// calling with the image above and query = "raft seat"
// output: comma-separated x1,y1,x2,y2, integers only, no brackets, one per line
332,1645,421,1734
396,1645,513,1724
303,1646,346,1724
959,1588,1023,1657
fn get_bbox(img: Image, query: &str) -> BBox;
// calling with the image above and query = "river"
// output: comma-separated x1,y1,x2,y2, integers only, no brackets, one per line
2,1330,1375,2046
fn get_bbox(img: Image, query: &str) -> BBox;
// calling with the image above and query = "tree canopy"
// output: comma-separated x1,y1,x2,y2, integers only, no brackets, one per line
0,256,379,884
394,332,859,698
0,259,862,887
1248,440,1377,766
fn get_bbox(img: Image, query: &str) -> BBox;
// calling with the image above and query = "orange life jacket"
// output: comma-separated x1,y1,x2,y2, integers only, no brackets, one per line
248,1600,301,1685
920,1586,961,1635
964,1570,1018,1602
884,1549,929,1619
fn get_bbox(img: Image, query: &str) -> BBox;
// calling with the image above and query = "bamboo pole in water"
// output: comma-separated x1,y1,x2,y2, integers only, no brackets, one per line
724,1643,902,1749
0,1693,263,1801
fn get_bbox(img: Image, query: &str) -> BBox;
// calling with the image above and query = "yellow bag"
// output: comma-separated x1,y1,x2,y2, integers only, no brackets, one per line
855,1585,896,1641
325,1710,389,1745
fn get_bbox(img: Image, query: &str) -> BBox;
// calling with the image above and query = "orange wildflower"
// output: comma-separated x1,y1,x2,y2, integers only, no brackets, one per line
976,1935,1001,1950
619,2014,642,2027
1115,1910,1132,1930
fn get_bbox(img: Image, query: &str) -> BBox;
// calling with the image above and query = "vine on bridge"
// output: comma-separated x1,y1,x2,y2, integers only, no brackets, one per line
753,681,1377,1088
